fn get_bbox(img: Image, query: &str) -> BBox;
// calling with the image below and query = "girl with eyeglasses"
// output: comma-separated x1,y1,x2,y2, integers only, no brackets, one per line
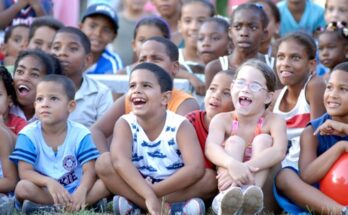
272,32,327,214
206,59,288,215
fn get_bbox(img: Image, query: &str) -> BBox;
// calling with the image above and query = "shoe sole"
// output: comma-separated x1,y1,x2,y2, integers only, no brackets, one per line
242,186,263,214
220,187,243,215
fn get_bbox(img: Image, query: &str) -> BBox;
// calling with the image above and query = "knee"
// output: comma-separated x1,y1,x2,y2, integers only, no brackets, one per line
252,134,272,148
15,180,34,201
275,169,296,192
96,152,113,177
224,135,245,150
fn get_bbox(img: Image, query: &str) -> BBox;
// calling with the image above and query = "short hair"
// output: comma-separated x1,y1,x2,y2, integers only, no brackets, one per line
55,27,91,54
203,17,230,33
333,62,348,73
145,36,179,61
29,16,64,41
4,24,29,43
133,16,171,39
14,49,62,75
235,59,276,92
248,0,280,24
0,66,18,105
182,0,216,17
131,62,173,92
40,74,76,100
230,3,269,28
276,31,317,60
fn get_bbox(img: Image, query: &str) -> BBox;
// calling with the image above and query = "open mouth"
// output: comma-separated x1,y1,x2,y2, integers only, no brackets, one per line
132,97,146,106
239,96,252,107
17,84,30,96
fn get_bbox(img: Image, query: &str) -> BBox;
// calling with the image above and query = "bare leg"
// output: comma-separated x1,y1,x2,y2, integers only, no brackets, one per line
85,179,111,205
276,168,344,214
15,180,54,204
250,134,273,187
165,168,217,202
95,152,147,209
224,136,246,162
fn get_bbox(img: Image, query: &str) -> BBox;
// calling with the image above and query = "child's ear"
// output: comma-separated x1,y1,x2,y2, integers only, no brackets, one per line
308,59,317,74
68,100,76,112
161,91,172,106
170,61,180,77
1,43,8,55
264,91,274,105
84,53,93,68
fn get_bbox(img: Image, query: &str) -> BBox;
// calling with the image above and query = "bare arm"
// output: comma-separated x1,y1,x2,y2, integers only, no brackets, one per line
111,118,160,213
90,96,126,153
28,0,50,16
204,60,222,90
18,161,72,205
152,120,204,197
0,0,28,29
0,127,18,193
70,161,97,211
306,75,326,120
175,98,200,116
299,126,347,184
176,67,205,96
245,114,287,170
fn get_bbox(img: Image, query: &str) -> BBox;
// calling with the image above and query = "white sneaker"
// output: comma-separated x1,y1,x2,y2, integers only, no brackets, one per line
241,185,264,214
212,187,243,215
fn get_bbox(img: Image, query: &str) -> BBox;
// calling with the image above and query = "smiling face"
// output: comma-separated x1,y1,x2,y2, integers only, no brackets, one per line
178,2,211,48
229,9,265,53
128,69,169,117
324,69,348,120
318,32,348,70
51,32,88,77
197,21,229,64
325,0,348,24
13,55,47,107
204,72,234,120
276,39,315,87
80,15,116,55
231,65,272,116
35,81,75,126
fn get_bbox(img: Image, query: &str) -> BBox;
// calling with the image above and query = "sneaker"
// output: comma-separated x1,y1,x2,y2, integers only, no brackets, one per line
0,194,14,215
90,197,107,213
241,185,264,214
170,198,205,215
112,195,141,215
22,200,60,215
219,187,243,215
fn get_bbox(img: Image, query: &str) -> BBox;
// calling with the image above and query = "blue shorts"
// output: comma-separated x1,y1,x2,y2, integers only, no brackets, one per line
273,166,310,215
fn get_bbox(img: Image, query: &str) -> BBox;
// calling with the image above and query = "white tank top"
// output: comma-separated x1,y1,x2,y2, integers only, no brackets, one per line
273,76,312,169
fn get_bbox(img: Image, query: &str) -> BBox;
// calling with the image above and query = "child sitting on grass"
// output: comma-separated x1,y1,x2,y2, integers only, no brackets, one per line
10,74,100,214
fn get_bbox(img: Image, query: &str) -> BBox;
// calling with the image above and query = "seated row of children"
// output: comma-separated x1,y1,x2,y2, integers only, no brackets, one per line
0,2,347,215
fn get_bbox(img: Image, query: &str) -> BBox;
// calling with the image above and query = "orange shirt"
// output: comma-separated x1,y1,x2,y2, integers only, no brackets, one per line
125,89,193,114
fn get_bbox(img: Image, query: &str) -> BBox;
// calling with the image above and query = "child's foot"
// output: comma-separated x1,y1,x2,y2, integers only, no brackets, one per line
241,185,264,214
170,198,205,215
21,200,59,215
0,194,14,215
212,186,243,215
112,195,142,215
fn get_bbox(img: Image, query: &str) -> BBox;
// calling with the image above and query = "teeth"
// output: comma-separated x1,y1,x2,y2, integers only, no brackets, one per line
18,85,30,92
239,96,251,102
133,98,145,102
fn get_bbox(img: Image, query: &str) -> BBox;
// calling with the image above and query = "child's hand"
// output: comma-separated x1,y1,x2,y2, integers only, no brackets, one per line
46,179,72,207
67,187,87,212
216,168,233,191
189,76,206,96
314,119,348,137
145,195,161,215
228,162,258,186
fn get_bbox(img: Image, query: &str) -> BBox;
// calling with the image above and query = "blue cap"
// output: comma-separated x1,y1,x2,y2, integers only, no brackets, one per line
82,4,118,33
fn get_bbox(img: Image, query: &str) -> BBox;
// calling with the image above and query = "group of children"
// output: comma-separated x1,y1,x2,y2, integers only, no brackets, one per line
0,0,347,214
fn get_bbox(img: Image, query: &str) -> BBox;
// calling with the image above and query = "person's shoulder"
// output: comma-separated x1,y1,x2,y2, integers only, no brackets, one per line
277,0,287,9
19,120,40,134
310,113,330,126
205,58,222,71
306,75,326,94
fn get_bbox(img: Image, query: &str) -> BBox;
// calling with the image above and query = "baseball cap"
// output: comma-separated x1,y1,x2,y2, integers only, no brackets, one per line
82,3,118,33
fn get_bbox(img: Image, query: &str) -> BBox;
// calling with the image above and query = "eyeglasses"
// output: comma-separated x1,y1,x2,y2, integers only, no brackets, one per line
233,79,268,92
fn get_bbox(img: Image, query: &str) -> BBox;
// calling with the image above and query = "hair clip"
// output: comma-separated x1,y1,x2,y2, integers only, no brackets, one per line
253,3,264,9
